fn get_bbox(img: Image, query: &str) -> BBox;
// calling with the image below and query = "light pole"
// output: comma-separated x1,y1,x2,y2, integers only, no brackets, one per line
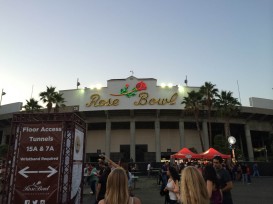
0,89,6,106
228,136,236,163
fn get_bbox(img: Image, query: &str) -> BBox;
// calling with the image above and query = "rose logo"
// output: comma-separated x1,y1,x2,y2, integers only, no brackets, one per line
111,81,147,98
136,81,147,91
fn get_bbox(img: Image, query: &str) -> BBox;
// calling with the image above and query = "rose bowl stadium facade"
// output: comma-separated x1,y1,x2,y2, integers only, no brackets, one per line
0,76,273,163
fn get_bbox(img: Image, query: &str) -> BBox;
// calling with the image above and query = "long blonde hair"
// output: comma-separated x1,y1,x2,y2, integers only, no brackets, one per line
181,166,209,204
104,167,130,204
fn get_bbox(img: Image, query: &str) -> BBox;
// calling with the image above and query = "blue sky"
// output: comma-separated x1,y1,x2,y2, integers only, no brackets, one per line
0,0,272,107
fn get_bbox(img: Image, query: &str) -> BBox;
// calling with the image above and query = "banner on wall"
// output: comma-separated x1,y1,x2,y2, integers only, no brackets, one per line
71,128,84,201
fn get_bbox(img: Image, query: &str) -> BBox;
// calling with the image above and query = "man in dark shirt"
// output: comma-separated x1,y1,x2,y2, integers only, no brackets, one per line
160,161,169,194
161,161,169,185
241,163,247,184
213,156,233,204
95,166,111,204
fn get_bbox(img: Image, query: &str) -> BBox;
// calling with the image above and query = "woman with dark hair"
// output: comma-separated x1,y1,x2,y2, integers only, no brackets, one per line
164,166,180,204
203,164,223,204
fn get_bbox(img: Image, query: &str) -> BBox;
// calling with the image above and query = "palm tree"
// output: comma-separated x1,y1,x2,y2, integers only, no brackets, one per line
54,92,66,113
23,98,42,113
39,86,58,113
215,91,241,138
200,82,219,146
182,90,205,151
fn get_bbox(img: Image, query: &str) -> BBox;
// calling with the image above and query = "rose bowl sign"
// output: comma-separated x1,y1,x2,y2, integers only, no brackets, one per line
14,123,63,203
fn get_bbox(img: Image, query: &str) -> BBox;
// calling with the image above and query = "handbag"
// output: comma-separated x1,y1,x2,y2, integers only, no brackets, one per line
211,188,223,204
160,188,168,196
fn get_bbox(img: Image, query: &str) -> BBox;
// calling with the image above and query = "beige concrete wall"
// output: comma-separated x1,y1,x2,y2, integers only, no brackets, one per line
85,128,203,154
111,130,130,152
85,130,105,152
184,129,202,152
0,102,22,114
161,129,202,153
248,121,273,132
160,129,180,152
135,129,155,151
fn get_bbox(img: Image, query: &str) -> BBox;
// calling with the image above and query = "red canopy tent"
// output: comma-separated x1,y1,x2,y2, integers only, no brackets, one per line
199,148,231,159
171,147,202,159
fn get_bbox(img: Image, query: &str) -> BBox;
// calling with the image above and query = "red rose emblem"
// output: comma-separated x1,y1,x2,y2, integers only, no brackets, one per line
136,81,147,91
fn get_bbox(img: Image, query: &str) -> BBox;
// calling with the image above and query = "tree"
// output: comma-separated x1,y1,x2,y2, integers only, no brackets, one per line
213,134,230,154
214,134,244,161
200,82,219,146
182,90,205,151
23,98,42,113
54,92,66,113
215,91,241,138
39,86,58,113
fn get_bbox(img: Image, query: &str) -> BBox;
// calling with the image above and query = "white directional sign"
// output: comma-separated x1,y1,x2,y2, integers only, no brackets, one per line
19,166,58,178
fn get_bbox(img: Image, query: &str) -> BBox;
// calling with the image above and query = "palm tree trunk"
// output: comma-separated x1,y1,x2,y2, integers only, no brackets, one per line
54,105,59,113
195,113,205,152
208,106,212,146
47,103,52,113
224,120,230,139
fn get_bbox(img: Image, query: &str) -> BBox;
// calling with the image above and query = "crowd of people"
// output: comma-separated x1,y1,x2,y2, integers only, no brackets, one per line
158,155,234,204
83,156,141,204
83,155,261,204
230,162,260,183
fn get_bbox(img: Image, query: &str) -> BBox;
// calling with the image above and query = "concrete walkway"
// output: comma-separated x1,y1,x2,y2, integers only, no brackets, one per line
82,176,273,204
2,176,272,203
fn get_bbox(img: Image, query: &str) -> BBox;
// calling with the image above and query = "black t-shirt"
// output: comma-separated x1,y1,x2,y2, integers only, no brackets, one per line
216,168,233,204
241,165,247,174
97,173,108,200
161,165,168,176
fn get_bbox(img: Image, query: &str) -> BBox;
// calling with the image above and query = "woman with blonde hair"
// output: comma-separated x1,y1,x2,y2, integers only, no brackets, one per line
181,166,209,204
98,167,141,204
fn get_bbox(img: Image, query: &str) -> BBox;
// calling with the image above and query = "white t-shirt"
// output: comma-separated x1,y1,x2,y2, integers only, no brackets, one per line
147,163,151,171
128,171,133,187
83,167,89,177
167,179,177,201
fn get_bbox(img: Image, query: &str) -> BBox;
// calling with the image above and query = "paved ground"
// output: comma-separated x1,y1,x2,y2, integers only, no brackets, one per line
232,177,273,204
82,176,273,204
1,176,272,203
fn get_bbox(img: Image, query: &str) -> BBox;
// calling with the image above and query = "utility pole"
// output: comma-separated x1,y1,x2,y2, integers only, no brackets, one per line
77,78,80,89
0,89,6,106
